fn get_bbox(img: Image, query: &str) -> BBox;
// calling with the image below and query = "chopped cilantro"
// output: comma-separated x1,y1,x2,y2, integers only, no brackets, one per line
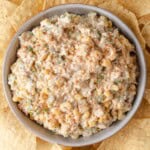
29,31,33,35
97,31,101,39
44,43,49,49
57,56,65,64
97,95,105,102
110,90,116,94
113,79,120,85
35,108,41,115
43,108,49,112
28,46,33,51
97,74,104,83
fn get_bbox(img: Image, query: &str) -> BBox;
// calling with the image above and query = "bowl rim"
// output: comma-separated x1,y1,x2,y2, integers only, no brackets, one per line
2,3,147,147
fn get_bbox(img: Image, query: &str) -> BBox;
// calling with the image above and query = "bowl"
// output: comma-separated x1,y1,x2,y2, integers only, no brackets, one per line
2,4,146,147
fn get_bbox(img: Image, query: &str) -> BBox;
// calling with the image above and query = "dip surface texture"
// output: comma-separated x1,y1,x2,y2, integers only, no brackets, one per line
8,12,138,139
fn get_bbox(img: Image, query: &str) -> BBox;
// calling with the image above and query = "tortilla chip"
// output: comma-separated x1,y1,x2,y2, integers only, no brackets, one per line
0,0,16,107
44,0,107,10
139,14,150,25
64,0,105,5
0,0,17,23
134,98,150,118
10,0,46,31
0,27,14,108
0,54,8,109
144,50,150,105
97,119,150,150
92,143,102,149
42,0,47,10
0,20,16,84
144,89,150,104
36,136,92,150
146,71,150,88
44,0,72,10
0,20,36,150
0,106,36,150
0,21,15,48
144,49,150,71
138,14,150,30
86,0,108,6
98,1,145,50
0,19,16,79
8,0,23,5
72,146,93,150
51,144,72,150
0,0,17,43
36,138,53,150
117,0,150,18
36,138,72,150
44,0,55,10
141,23,150,48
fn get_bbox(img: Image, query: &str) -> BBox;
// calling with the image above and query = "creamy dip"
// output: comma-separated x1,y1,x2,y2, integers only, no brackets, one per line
8,12,138,139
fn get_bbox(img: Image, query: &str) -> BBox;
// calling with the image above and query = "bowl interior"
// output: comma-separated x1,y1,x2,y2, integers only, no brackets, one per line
3,4,146,147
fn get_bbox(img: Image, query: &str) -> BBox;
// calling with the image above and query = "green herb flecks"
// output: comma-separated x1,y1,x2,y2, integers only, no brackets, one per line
97,31,101,40
29,31,33,36
44,43,49,50
43,108,49,113
97,95,105,103
27,46,33,52
57,55,65,64
97,74,104,83
110,90,116,95
113,79,121,85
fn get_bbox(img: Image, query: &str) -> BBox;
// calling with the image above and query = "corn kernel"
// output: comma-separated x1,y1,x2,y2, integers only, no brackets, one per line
82,111,90,119
107,46,117,61
111,84,119,91
104,90,113,100
88,117,97,127
98,117,103,123
51,108,61,116
45,69,51,74
98,114,108,124
40,89,49,100
117,102,123,109
103,101,112,108
55,78,65,87
102,59,112,69
60,102,72,112
96,88,102,95
73,108,80,122
65,114,73,124
118,110,125,120
74,93,83,101
49,119,59,129
13,96,23,102
80,120,88,128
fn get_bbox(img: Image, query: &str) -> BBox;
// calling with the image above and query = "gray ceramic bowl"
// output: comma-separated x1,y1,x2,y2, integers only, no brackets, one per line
2,4,146,147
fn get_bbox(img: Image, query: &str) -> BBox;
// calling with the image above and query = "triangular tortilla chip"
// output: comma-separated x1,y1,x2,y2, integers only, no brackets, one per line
10,0,46,31
0,106,36,150
8,0,23,5
142,23,150,48
138,14,150,27
117,0,150,18
97,119,150,150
